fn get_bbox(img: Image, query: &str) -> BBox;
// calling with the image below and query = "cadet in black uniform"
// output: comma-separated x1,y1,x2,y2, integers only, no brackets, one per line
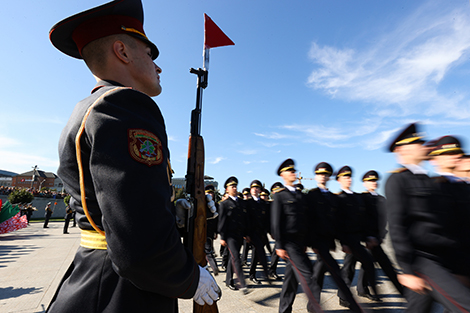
335,166,380,307
241,187,253,266
386,123,470,312
271,159,320,313
306,162,363,312
47,1,219,312
246,180,271,284
428,136,470,286
268,182,284,280
218,176,250,294
205,185,220,276
356,171,403,297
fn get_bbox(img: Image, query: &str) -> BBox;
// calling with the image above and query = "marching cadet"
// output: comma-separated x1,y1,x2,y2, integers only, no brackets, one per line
240,187,253,266
386,123,470,312
306,162,363,312
335,166,380,307
268,182,284,280
218,176,250,294
242,188,251,200
271,159,320,313
259,188,274,256
428,136,470,286
260,188,270,201
47,0,219,312
357,171,403,297
246,180,271,284
205,185,220,276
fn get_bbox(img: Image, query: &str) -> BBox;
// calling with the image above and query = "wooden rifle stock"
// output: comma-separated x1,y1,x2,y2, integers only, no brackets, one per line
185,68,219,313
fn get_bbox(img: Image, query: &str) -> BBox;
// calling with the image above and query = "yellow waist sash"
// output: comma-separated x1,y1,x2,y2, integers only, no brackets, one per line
80,229,107,250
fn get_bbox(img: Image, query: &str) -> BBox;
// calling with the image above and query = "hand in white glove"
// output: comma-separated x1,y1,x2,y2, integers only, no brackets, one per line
175,199,191,228
193,265,221,306
206,194,216,213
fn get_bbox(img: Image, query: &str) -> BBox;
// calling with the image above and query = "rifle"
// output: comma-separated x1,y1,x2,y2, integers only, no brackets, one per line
184,68,219,313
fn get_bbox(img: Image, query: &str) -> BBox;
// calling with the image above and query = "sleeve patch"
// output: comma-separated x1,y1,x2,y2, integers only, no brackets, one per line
128,129,163,166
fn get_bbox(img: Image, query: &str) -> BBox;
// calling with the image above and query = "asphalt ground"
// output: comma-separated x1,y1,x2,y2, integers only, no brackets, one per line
1,221,444,313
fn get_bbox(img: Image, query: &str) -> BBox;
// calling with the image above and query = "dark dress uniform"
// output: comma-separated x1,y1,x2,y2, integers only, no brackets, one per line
47,80,199,313
335,189,378,302
218,195,249,289
355,191,403,295
306,188,363,312
386,166,470,312
246,196,270,281
271,184,318,313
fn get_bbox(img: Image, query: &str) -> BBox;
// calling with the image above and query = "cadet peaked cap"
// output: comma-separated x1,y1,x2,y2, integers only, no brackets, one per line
224,176,238,189
336,165,352,180
388,123,425,152
362,170,379,181
250,180,263,189
270,182,284,193
49,0,159,60
428,136,464,156
242,188,250,195
205,185,215,193
294,183,304,191
260,189,270,196
315,162,333,175
277,158,296,176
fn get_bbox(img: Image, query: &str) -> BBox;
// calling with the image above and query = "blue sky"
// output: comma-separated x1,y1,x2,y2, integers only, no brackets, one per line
2,0,470,193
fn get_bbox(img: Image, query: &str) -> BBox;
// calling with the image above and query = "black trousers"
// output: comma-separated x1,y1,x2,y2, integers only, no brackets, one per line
249,234,269,278
357,244,403,295
312,244,363,312
241,239,252,265
63,215,72,233
405,256,470,313
205,237,219,275
225,237,246,288
279,241,318,313
338,236,377,300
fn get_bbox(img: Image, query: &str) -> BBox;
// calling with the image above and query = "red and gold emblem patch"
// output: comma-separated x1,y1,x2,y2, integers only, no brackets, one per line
128,129,163,166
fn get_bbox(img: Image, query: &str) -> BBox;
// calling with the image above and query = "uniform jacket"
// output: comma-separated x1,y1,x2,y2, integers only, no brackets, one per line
335,190,369,242
305,188,337,249
245,197,270,238
385,168,456,275
50,80,198,313
218,196,249,241
271,187,307,250
361,192,387,241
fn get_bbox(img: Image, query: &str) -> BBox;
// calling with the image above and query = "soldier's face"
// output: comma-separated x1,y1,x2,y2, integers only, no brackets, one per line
434,153,462,171
226,185,237,197
281,170,297,184
315,173,329,185
251,187,261,197
128,39,162,97
364,180,378,192
338,176,352,189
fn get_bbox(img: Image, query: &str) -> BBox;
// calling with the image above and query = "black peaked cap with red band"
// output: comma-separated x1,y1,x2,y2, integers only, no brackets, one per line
49,0,159,60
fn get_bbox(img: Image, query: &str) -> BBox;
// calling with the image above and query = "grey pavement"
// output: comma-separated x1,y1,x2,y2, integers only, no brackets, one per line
1,222,444,313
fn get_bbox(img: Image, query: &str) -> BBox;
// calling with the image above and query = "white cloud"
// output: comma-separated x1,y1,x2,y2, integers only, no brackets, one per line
238,149,258,155
307,1,470,119
209,157,226,164
0,149,59,173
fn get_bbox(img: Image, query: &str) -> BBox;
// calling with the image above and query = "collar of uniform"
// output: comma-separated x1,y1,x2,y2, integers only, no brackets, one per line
403,164,428,175
252,195,259,201
91,80,126,94
319,187,329,193
342,189,353,194
229,195,238,201
370,191,378,196
285,185,296,193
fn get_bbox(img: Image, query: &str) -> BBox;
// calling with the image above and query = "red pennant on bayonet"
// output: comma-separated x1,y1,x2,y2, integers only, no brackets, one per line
204,13,234,49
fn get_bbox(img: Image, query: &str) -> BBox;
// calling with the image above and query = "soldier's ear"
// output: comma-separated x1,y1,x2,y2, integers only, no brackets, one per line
113,40,131,64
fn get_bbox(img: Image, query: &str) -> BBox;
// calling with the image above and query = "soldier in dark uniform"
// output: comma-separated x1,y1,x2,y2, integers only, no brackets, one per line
386,123,470,312
246,180,271,284
428,136,470,286
268,182,284,280
205,185,219,276
218,176,250,294
271,159,320,313
335,166,380,307
306,162,363,312
63,205,73,234
43,202,52,228
47,1,219,312
355,171,403,297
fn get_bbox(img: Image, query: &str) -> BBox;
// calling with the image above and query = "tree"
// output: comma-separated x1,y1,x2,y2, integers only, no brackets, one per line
8,189,34,204
64,195,71,206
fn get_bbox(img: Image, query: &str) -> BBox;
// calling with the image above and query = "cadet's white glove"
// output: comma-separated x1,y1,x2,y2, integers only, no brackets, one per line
175,199,191,228
193,265,221,306
206,194,216,213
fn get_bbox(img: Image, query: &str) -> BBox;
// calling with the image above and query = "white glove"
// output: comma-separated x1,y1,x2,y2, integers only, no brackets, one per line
206,194,216,213
175,199,191,228
193,265,221,306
